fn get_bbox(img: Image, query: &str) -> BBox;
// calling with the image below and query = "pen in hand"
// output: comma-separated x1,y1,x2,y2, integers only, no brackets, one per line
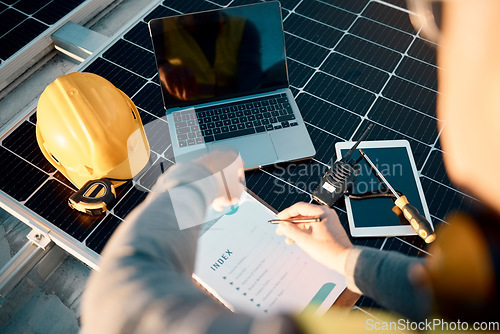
268,217,322,224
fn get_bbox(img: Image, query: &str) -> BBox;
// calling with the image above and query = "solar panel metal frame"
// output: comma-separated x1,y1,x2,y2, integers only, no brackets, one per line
0,0,117,93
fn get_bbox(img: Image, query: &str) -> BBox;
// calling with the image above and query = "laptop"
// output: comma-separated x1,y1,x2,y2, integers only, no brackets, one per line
148,1,315,168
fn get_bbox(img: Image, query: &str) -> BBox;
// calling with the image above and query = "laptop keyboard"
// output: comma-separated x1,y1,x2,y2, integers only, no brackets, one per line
173,93,298,147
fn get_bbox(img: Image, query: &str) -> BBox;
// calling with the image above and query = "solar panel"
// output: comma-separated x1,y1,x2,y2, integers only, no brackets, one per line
0,0,86,63
0,0,480,314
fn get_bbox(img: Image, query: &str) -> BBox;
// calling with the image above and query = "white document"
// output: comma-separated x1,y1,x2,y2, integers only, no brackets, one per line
194,192,346,316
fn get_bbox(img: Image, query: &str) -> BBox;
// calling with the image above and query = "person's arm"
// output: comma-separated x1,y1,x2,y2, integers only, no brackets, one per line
345,247,432,321
81,155,296,334
275,202,432,321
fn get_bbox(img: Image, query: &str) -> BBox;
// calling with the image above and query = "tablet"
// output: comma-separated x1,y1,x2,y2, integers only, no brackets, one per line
335,140,432,238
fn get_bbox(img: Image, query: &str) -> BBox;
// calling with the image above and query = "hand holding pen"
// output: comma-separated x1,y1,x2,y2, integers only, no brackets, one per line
268,217,321,224
273,202,353,275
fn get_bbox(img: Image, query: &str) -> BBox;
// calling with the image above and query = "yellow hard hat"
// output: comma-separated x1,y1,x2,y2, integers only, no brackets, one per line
36,72,150,191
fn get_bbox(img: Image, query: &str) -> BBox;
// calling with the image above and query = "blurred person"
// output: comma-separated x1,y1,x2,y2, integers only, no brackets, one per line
277,0,500,323
82,1,500,333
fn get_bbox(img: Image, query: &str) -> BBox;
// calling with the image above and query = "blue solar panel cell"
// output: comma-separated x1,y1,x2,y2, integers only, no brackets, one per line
83,57,147,97
284,13,344,49
113,185,149,219
305,72,376,116
352,120,431,169
136,111,171,156
138,158,174,190
0,146,47,202
274,0,301,11
245,169,311,212
162,0,218,14
384,0,407,9
14,0,47,14
350,17,414,53
0,18,48,60
25,179,104,241
421,177,478,221
321,0,369,14
297,93,362,139
420,150,452,187
363,1,416,34
295,1,357,31
382,76,437,116
33,0,85,25
396,57,438,91
124,22,153,51
304,124,345,164
287,59,315,89
285,33,329,68
2,121,56,173
383,236,426,257
408,38,437,65
144,5,178,22
85,214,123,254
335,34,402,72
321,52,390,93
368,98,439,145
263,160,328,196
132,82,165,118
0,8,27,36
102,39,157,79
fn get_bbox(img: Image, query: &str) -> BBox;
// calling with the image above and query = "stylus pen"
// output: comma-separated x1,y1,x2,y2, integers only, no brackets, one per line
268,218,322,224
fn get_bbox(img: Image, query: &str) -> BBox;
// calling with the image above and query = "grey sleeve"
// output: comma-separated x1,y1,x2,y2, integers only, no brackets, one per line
81,162,296,334
346,247,432,321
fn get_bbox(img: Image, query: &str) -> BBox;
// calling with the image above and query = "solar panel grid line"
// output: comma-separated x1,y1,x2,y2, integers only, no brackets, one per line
0,6,47,38
377,92,439,122
430,214,446,225
284,31,330,53
314,0,365,17
102,39,157,79
119,35,155,54
81,212,121,243
298,89,364,123
85,56,150,87
83,212,124,251
258,167,313,197
374,0,410,13
395,236,431,255
4,166,48,206
284,3,438,140
404,51,438,70
0,137,51,178
304,121,348,142
391,66,439,94
420,174,478,204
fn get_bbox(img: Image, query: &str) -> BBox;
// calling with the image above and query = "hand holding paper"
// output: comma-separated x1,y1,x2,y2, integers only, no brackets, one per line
275,202,353,275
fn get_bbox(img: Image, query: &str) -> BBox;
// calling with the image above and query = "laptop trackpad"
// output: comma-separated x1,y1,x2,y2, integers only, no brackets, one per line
208,133,277,169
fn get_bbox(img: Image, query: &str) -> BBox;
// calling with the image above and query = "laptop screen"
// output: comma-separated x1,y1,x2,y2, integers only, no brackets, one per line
149,1,288,110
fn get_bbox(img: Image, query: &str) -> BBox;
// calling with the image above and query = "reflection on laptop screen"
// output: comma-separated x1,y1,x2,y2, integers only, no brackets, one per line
149,1,288,110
